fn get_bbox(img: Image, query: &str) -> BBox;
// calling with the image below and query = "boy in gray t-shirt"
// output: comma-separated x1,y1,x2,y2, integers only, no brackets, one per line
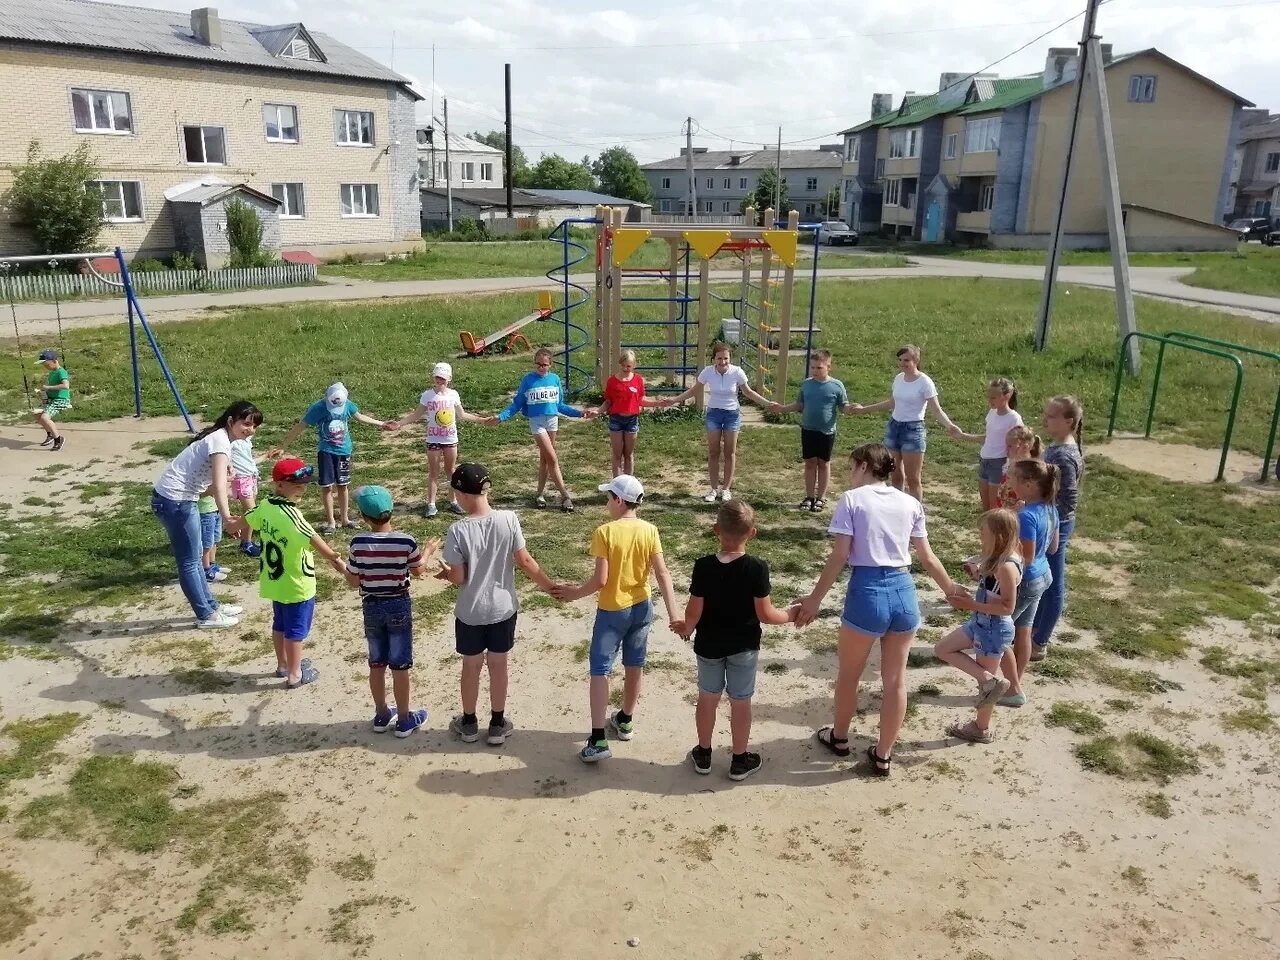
440,463,555,745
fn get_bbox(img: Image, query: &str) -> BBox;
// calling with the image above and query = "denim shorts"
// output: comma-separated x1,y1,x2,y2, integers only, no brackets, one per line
363,595,413,669
588,599,653,676
316,451,352,487
705,407,741,433
272,597,316,642
608,414,640,434
455,613,517,656
884,418,926,453
696,650,759,700
529,414,558,435
962,616,1014,658
978,456,1006,485
1013,572,1052,628
199,511,222,550
841,566,921,635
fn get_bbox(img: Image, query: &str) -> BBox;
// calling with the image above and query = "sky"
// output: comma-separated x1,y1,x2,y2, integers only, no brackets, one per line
127,0,1276,163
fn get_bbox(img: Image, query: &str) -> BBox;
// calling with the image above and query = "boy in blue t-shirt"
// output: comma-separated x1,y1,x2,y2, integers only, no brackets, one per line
770,350,853,513
270,382,393,534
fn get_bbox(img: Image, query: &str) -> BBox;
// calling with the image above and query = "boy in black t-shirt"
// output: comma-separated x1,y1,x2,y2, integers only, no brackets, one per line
675,501,798,780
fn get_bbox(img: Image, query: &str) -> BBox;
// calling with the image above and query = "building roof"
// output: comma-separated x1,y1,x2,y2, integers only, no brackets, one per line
166,181,280,206
1239,115,1280,144
532,189,651,208
420,188,555,209
641,148,841,172
416,128,503,155
0,0,421,97
958,76,1044,115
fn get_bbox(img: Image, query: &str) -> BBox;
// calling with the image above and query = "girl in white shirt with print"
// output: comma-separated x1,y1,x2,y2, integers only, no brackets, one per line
849,344,959,501
390,362,487,517
948,377,1023,510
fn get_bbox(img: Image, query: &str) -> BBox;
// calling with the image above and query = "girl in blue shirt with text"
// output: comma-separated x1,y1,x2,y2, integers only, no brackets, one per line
999,459,1059,706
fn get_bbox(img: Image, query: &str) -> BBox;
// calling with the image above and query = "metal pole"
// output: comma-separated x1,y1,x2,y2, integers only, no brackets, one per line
774,126,782,215
117,247,194,433
684,117,697,218
444,97,453,232
504,63,514,219
1034,0,1101,354
805,224,820,374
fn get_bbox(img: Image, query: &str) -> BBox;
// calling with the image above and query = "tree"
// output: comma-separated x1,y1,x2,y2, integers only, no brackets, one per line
824,185,841,219
741,167,791,219
467,129,529,185
591,147,655,203
225,197,269,268
10,141,103,255
524,153,596,191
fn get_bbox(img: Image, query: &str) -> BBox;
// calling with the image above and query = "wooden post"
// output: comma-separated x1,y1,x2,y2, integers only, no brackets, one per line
594,205,606,386
738,227,753,370
665,235,680,383
695,255,711,412
774,210,799,403
756,207,775,393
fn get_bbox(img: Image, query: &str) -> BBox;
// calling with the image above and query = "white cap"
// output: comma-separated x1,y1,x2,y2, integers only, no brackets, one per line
432,362,453,380
598,474,644,504
326,382,348,410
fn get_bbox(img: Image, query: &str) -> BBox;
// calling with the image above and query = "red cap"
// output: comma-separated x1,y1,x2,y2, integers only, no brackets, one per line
272,457,313,483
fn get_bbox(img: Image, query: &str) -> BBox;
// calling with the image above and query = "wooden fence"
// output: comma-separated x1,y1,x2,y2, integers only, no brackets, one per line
0,262,318,302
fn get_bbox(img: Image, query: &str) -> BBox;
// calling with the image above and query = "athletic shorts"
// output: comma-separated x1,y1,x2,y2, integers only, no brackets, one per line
272,597,316,642
41,397,72,420
316,451,352,487
801,428,836,462
455,613,518,656
529,415,558,436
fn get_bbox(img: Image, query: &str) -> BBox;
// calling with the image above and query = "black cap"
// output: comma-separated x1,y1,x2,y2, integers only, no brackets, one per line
451,463,491,495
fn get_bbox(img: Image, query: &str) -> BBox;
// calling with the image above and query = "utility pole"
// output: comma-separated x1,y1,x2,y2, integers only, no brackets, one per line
1034,0,1138,374
774,126,782,222
430,45,436,186
504,63,514,219
443,97,453,232
683,117,697,219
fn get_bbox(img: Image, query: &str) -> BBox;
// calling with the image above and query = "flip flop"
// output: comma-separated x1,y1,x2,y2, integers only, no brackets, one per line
274,657,312,679
815,726,851,757
285,666,320,689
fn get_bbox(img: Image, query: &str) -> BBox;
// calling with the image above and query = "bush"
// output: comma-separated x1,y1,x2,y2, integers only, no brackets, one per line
10,141,103,255
225,198,268,269
129,258,168,273
171,251,198,271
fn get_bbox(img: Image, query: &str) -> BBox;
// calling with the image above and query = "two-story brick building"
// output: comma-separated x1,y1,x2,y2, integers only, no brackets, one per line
641,147,842,219
0,0,422,265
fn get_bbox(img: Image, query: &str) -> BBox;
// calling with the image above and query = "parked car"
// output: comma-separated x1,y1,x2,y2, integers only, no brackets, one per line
1228,217,1272,242
1264,226,1279,247
818,221,859,246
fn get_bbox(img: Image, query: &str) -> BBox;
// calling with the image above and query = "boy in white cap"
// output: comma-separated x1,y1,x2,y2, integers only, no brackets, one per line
388,362,487,517
550,474,680,763
269,383,394,534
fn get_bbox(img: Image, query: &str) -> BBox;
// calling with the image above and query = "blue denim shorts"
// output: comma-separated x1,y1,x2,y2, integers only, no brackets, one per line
696,650,759,700
363,595,414,669
1013,572,1052,628
199,511,222,550
962,616,1014,658
978,456,1006,485
272,597,316,642
316,451,352,487
529,414,558,435
455,613,517,656
884,418,926,453
608,414,640,434
588,599,653,676
841,566,920,635
705,407,741,433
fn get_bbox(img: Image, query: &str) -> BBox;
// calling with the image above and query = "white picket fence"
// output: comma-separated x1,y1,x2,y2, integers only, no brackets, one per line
0,263,317,301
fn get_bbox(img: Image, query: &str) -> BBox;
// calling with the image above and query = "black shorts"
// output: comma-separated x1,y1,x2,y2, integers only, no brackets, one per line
455,613,517,656
316,451,352,487
801,429,836,462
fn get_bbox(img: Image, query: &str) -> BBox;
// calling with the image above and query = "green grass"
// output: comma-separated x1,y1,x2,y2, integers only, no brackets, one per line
1139,792,1173,819
0,868,34,944
1046,702,1106,735
1074,732,1200,783
1222,707,1274,732
0,713,82,793
1099,628,1189,661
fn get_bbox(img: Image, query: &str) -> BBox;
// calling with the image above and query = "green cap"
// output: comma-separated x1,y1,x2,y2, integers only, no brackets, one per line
354,485,394,517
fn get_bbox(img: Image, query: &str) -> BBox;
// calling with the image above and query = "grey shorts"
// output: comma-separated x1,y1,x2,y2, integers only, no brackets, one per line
979,456,1006,485
529,414,558,436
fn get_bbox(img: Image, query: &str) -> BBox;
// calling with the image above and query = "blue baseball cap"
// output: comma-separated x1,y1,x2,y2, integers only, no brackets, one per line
354,485,394,517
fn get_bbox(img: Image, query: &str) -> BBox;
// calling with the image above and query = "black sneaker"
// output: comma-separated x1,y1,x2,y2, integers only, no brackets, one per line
51,436,64,452
689,745,712,775
728,752,762,781
39,432,54,447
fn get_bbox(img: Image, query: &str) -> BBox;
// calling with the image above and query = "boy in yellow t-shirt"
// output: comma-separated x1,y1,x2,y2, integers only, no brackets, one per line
551,475,679,763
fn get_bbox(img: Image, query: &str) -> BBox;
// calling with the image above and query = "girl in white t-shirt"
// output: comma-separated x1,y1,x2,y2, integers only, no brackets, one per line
664,341,773,503
849,344,958,501
948,377,1024,510
390,362,486,517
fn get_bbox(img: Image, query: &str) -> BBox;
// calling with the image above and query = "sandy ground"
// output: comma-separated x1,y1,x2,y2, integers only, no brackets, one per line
1094,435,1279,488
0,418,1277,959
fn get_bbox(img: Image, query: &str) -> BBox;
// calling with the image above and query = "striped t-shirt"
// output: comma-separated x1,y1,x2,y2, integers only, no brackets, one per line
346,531,425,598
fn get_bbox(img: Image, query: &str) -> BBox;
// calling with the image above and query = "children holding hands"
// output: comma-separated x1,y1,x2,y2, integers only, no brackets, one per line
768,349,854,512
948,377,1023,510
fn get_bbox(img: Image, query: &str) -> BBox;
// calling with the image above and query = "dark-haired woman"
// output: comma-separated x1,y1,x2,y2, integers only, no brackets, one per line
151,401,262,628
795,443,956,775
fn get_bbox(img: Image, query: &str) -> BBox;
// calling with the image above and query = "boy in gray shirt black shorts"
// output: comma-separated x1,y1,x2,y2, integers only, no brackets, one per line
440,463,556,745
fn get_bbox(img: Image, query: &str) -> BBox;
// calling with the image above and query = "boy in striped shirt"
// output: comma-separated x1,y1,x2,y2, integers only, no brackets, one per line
343,485,438,738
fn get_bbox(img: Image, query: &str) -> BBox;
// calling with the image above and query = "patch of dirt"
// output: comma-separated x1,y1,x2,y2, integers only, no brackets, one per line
1093,436,1278,489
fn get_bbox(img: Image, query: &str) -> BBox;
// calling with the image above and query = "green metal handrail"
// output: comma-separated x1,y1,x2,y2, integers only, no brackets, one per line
1164,330,1280,483
1107,332,1244,482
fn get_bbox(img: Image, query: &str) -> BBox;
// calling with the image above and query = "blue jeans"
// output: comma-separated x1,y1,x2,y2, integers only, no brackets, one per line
884,418,926,453
696,651,759,699
199,511,222,550
588,600,653,676
1032,518,1074,645
151,491,219,621
363,595,414,669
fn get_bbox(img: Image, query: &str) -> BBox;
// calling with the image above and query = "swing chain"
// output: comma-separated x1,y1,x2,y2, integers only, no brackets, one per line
2,259,35,410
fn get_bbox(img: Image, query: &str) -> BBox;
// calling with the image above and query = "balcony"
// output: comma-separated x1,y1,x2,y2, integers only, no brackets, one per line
956,209,991,233
882,204,915,226
959,153,998,177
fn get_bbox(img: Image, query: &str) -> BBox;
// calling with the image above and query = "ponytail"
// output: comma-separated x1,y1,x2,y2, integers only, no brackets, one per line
191,400,262,445
989,376,1017,411
1051,395,1085,453
1013,459,1058,505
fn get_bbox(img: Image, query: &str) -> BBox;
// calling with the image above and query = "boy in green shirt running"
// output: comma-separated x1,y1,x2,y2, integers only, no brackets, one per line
245,458,346,688
32,348,71,452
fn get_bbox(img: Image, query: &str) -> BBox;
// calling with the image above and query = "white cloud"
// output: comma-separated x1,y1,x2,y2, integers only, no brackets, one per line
119,0,1274,162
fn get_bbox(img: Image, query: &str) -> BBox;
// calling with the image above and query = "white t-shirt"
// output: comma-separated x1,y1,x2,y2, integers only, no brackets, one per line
229,438,258,478
419,387,462,446
890,372,938,423
698,364,750,411
154,428,232,502
980,408,1024,459
829,484,927,568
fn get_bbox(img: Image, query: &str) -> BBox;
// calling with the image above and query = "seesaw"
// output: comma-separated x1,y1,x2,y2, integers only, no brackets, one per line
459,291,553,356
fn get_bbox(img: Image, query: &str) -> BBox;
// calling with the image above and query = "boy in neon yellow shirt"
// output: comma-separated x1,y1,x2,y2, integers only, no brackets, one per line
245,458,346,688
551,475,679,763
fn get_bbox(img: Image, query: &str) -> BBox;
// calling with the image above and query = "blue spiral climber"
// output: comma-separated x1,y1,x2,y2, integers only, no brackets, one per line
544,217,601,397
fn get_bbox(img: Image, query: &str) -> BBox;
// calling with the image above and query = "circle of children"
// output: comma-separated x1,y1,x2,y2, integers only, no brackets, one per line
119,337,1085,779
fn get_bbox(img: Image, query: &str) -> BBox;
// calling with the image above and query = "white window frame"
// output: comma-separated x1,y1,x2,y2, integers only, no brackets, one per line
71,88,133,135
906,127,920,158
659,199,672,212
340,183,380,218
805,176,818,191
889,130,905,159
875,158,886,179
722,200,732,213
739,176,748,189
944,133,958,160
884,178,901,206
335,109,375,146
87,179,143,222
480,162,494,181
661,177,672,189
271,182,306,219
980,183,995,212
182,124,226,165
964,116,1001,154
705,177,714,190
263,103,299,143
461,162,475,182
1127,75,1157,103
1265,153,1280,173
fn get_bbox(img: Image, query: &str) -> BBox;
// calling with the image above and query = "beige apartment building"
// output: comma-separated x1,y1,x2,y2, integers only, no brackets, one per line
0,0,422,265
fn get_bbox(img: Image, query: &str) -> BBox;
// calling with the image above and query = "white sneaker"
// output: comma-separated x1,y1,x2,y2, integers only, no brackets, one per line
219,604,244,617
425,502,439,517
721,489,732,501
207,568,228,582
702,488,719,503
198,610,239,629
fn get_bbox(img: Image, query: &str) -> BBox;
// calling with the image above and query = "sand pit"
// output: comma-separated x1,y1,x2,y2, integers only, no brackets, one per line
1093,435,1278,488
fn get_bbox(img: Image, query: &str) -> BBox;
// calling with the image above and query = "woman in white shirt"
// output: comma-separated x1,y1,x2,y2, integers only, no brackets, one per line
665,341,773,503
151,401,260,629
947,377,1023,510
849,344,958,501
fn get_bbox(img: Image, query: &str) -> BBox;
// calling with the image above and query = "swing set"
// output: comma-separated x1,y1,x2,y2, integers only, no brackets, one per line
2,247,194,432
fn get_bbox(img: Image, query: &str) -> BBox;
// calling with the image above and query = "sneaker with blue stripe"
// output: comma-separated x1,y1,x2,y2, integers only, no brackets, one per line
395,708,428,738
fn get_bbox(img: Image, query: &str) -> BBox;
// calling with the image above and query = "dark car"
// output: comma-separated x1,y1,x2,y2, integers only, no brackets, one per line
1265,226,1279,247
1228,217,1272,242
